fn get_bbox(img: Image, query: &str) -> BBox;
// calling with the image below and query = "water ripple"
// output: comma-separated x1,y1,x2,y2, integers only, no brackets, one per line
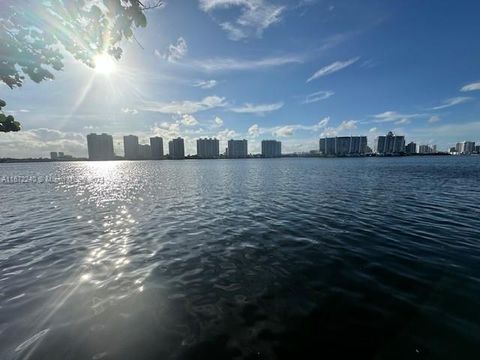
1,157,480,359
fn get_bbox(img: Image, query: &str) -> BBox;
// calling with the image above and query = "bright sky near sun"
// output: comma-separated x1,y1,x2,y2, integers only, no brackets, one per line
1,0,480,157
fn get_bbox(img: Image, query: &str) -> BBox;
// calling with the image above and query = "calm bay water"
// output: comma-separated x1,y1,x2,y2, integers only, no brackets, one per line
1,157,480,359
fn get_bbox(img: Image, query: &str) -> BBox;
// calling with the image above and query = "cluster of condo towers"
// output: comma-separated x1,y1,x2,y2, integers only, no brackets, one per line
86,134,281,160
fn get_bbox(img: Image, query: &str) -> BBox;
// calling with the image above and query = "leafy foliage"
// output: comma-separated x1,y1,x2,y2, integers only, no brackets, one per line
0,100,21,132
1,0,163,88
0,0,163,131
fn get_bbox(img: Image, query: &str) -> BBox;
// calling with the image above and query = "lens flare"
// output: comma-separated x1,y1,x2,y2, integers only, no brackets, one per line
93,54,117,75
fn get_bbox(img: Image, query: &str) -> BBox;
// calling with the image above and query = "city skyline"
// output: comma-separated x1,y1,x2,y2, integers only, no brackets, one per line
1,1,480,158
82,131,477,161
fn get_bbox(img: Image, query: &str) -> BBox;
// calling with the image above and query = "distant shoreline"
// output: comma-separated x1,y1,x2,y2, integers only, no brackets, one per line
0,153,460,164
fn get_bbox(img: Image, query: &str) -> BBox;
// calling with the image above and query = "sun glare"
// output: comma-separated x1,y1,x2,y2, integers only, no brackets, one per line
93,54,117,75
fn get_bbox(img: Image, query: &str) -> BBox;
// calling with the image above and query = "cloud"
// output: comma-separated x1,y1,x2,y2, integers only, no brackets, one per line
372,111,422,123
181,114,199,126
9,109,30,114
307,57,360,82
199,0,285,40
338,120,357,131
369,127,378,132
460,82,480,92
431,97,472,110
141,96,227,114
216,128,239,141
194,80,218,89
428,115,441,123
121,108,138,115
213,116,224,127
230,102,283,115
162,37,188,63
302,90,334,104
395,118,411,125
0,128,86,158
321,120,358,137
248,124,260,137
248,117,330,138
151,122,181,139
273,126,295,137
220,22,249,41
192,55,303,72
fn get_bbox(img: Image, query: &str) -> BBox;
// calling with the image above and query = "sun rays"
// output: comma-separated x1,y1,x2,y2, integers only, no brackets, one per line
93,54,118,75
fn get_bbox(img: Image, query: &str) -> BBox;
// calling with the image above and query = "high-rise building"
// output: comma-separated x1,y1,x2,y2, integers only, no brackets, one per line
50,152,58,160
124,135,139,160
227,139,248,158
375,131,405,155
319,136,367,156
456,141,476,154
87,133,115,161
197,138,220,158
261,140,282,158
150,137,164,160
335,137,351,155
169,137,185,159
406,142,417,154
419,145,434,154
464,142,475,154
475,145,480,154
138,144,152,160
319,138,326,154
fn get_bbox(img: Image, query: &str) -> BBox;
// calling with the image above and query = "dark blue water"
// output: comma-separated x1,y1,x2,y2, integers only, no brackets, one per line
1,157,480,359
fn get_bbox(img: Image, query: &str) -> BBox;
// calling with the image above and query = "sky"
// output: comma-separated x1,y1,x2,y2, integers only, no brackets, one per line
1,0,480,157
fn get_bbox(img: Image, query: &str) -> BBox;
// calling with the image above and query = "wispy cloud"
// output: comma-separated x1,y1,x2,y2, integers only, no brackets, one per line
320,120,358,137
248,117,330,138
428,115,441,124
395,118,411,125
121,108,139,115
193,79,218,89
199,0,285,40
307,57,360,82
192,55,303,72
141,96,227,114
301,90,334,104
371,111,423,123
210,116,223,128
230,102,284,115
273,126,296,137
460,82,480,92
431,97,472,110
248,124,260,137
159,37,188,63
180,114,199,126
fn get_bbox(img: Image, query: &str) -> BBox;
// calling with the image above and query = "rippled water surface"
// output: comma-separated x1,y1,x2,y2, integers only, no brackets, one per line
1,157,480,359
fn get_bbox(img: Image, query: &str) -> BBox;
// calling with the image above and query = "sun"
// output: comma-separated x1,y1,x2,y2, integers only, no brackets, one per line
93,54,117,75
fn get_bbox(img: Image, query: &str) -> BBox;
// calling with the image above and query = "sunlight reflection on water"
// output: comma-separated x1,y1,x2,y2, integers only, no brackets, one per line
1,158,480,359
